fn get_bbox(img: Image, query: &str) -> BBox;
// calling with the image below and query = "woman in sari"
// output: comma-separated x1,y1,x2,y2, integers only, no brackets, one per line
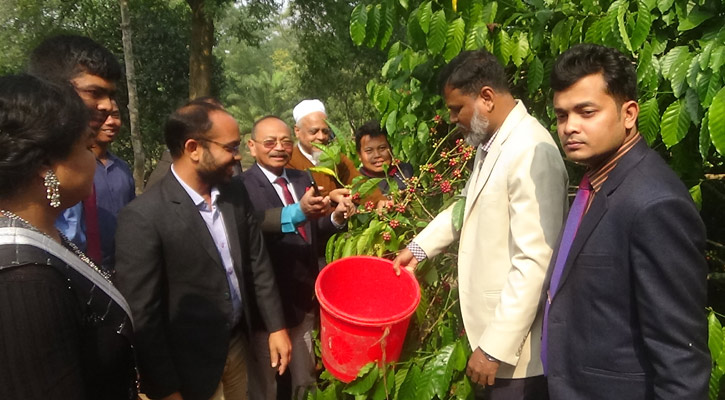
0,74,137,399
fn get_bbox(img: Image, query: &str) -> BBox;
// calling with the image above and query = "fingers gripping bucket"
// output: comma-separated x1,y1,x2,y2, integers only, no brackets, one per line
315,256,421,382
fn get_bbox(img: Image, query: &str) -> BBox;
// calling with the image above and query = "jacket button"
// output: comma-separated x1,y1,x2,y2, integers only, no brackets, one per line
224,291,230,300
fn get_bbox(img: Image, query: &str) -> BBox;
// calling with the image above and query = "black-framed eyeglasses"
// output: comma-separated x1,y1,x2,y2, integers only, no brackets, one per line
199,138,241,154
254,138,294,149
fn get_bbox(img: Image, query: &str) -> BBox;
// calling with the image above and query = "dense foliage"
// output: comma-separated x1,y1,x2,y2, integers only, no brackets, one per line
311,0,725,399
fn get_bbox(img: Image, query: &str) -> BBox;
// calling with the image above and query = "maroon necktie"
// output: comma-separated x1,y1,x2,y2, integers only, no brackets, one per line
274,177,308,242
82,185,102,265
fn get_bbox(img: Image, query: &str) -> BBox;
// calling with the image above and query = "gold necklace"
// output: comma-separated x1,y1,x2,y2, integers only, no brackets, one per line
0,209,112,282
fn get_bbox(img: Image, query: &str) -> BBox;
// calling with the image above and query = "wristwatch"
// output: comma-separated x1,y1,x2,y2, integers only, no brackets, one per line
483,351,499,362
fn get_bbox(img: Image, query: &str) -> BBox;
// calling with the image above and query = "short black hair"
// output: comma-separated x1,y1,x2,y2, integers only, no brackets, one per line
438,50,509,96
354,120,389,153
251,115,288,140
27,34,122,83
0,74,89,198
164,101,225,159
550,44,637,105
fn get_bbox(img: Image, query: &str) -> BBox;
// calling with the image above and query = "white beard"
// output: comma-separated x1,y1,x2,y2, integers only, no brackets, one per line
464,108,490,147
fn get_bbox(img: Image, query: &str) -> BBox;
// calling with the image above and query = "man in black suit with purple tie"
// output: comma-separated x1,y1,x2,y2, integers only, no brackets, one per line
542,44,710,399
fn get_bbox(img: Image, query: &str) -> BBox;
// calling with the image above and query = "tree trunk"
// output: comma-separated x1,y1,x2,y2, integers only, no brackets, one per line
187,0,213,99
118,0,146,194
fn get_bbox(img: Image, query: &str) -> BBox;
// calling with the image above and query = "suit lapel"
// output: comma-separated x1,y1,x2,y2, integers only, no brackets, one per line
555,139,650,291
463,102,527,221
163,174,224,268
251,164,286,208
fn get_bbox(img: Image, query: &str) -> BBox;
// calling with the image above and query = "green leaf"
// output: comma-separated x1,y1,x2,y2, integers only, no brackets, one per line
378,0,394,49
370,368,396,400
511,32,530,67
699,41,715,70
407,9,426,48
365,4,381,48
420,343,458,398
686,56,700,88
399,0,409,9
452,197,465,231
670,54,692,98
309,166,338,178
496,29,513,64
709,45,725,72
418,2,433,34
689,184,702,210
427,10,447,55
660,100,691,148
342,236,356,257
464,22,488,51
344,362,379,395
386,110,398,135
638,96,660,145
631,0,652,49
616,0,633,52
527,56,544,95
657,0,674,13
709,312,724,362
708,87,725,156
678,6,713,31
357,178,384,199
685,88,701,125
397,364,421,400
699,113,710,160
482,1,498,23
450,340,468,371
454,376,473,399
417,121,430,143
660,46,688,79
350,4,368,46
443,17,466,62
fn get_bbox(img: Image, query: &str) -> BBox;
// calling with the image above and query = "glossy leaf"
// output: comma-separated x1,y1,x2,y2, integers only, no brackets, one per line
365,5,381,48
420,343,458,399
660,46,688,79
678,6,713,31
350,4,368,46
397,364,421,400
344,362,379,395
615,0,632,52
708,87,725,156
386,109,398,135
700,113,710,160
631,0,652,49
496,29,513,64
482,1,498,23
527,56,544,95
670,54,691,98
709,312,724,363
465,22,488,51
660,100,691,148
427,10,447,55
689,184,702,210
685,88,701,126
511,32,530,67
443,17,465,62
657,0,674,13
378,0,394,49
638,96,660,145
419,2,433,34
452,197,465,231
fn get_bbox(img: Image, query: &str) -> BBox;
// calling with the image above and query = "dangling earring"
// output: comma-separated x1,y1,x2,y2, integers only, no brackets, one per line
44,170,60,208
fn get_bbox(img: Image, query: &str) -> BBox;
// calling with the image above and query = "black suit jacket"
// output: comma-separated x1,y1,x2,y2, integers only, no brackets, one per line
114,172,284,400
544,139,710,399
241,164,338,328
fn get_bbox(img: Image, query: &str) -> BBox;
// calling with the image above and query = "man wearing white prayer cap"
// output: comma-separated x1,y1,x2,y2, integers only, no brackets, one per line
287,99,385,206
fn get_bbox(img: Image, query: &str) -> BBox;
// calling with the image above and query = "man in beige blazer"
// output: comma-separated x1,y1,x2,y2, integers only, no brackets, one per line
394,50,568,399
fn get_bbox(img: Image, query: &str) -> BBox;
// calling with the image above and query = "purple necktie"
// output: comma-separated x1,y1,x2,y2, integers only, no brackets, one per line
541,175,592,374
274,177,308,242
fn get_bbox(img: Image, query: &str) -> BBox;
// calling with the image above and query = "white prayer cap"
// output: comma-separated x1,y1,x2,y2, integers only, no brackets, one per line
293,99,326,123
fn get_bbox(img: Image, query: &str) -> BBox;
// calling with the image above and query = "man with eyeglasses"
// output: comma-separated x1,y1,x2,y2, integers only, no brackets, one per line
242,115,348,399
287,99,386,207
27,34,124,272
115,101,291,400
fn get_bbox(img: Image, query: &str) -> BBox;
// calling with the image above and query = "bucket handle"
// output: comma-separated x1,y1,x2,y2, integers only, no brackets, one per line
376,325,392,400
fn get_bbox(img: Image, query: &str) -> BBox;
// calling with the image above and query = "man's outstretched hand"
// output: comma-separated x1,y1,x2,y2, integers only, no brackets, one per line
268,329,292,375
393,248,418,276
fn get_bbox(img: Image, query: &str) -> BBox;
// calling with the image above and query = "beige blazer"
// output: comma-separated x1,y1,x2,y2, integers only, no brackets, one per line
414,101,568,378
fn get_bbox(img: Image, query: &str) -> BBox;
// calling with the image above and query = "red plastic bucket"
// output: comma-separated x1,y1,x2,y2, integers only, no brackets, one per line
315,256,421,382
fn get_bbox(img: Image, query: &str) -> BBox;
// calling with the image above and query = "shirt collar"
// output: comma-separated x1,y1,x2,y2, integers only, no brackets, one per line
256,163,290,185
297,143,317,165
587,133,642,192
171,164,220,209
